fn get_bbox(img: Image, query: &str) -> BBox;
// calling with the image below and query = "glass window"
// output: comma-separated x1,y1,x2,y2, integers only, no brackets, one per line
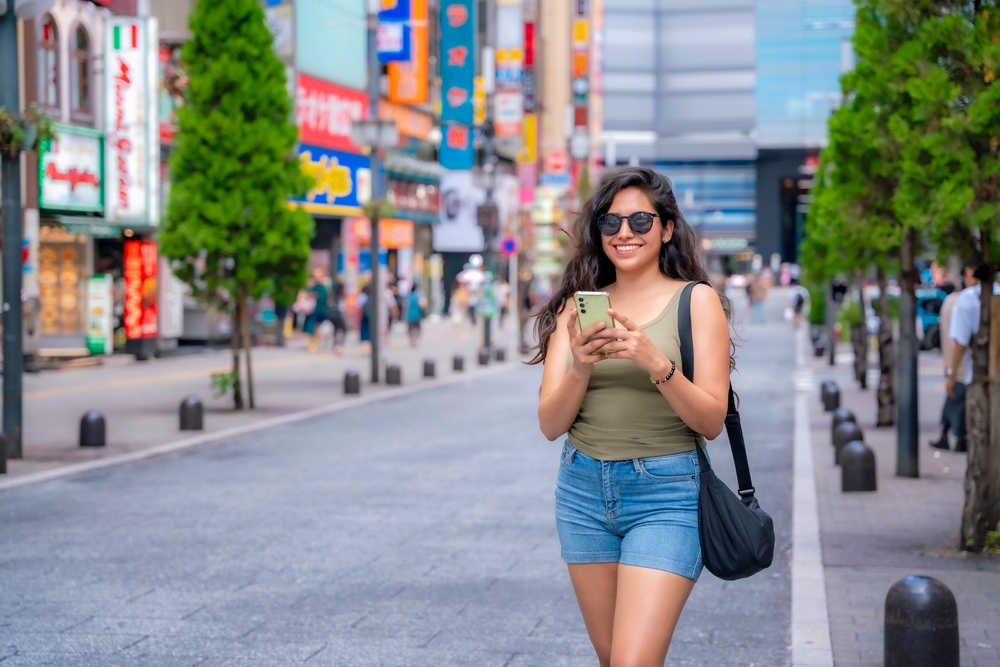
38,15,59,109
71,26,90,115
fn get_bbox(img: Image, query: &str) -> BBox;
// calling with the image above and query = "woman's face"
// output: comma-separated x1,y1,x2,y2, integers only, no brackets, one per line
599,186,673,275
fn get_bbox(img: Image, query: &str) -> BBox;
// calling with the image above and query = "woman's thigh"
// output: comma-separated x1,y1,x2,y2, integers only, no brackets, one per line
611,564,695,667
567,562,618,666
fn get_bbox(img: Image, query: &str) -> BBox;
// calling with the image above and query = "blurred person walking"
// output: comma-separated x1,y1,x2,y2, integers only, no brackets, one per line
306,267,331,353
328,281,348,354
405,284,427,346
531,168,733,667
748,272,769,324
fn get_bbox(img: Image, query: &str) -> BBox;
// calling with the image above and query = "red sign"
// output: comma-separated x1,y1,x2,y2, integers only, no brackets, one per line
124,240,158,340
545,151,569,173
296,73,370,153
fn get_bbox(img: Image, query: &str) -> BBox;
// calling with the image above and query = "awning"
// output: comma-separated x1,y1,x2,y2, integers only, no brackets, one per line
6,0,55,18
383,154,443,183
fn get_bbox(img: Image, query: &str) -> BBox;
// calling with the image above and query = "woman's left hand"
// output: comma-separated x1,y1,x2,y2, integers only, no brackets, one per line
591,309,672,378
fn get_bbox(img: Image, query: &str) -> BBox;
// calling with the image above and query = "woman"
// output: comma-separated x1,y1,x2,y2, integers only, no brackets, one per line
531,167,732,667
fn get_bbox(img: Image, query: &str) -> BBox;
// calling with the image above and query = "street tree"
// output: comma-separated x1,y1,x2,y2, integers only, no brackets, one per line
889,0,1000,549
161,0,313,409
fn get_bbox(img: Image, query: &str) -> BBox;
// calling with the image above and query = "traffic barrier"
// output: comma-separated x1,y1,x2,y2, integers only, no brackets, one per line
832,407,857,434
495,347,506,362
453,355,464,372
344,370,361,395
833,421,864,465
885,576,959,667
179,396,204,431
478,348,490,366
821,380,841,412
386,364,402,385
841,441,876,492
423,358,436,378
79,410,106,447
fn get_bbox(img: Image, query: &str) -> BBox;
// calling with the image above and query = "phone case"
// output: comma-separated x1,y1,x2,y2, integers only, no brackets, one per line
575,291,614,334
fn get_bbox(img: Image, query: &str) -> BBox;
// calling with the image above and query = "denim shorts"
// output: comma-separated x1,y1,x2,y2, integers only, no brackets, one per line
555,440,704,581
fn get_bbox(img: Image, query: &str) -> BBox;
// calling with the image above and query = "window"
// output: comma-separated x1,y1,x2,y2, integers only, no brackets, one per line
38,15,59,109
71,26,90,115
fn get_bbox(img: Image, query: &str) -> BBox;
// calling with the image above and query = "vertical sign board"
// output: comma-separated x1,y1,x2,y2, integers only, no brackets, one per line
439,124,474,170
439,0,475,125
86,274,114,355
38,125,104,213
105,17,160,226
387,0,429,104
123,240,159,341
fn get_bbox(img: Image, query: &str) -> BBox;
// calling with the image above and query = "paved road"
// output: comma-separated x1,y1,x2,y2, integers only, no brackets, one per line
0,295,795,666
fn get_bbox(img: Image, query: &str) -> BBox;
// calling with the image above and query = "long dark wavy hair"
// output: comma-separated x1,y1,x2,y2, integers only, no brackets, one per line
528,166,720,365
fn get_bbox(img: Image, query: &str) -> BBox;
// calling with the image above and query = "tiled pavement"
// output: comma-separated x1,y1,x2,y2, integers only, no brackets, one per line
0,293,796,666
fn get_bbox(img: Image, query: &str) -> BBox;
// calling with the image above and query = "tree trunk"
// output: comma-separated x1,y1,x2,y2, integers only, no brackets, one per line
961,254,994,550
876,266,895,426
231,299,244,410
896,228,919,478
852,285,868,390
240,288,256,410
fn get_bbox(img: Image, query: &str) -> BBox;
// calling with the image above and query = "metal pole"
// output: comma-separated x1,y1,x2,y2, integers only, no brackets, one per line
827,281,836,366
481,0,496,353
367,7,382,383
1,5,23,467
896,228,919,478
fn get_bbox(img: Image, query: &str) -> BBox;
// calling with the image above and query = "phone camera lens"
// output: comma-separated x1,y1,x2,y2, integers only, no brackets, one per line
580,309,587,314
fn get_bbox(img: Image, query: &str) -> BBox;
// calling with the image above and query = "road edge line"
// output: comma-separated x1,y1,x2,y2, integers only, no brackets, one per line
0,363,519,493
791,328,834,667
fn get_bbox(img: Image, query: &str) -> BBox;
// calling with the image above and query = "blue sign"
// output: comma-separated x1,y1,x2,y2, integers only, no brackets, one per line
294,144,371,212
439,0,475,125
378,0,410,22
377,21,411,63
439,123,474,170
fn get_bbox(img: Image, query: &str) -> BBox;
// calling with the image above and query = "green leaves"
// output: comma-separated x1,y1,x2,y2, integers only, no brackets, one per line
161,0,314,309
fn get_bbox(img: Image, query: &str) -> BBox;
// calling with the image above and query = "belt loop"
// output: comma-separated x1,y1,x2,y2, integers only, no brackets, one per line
632,458,641,473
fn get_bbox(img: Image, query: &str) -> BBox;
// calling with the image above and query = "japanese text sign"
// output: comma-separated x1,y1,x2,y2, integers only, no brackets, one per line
439,0,475,124
296,73,370,153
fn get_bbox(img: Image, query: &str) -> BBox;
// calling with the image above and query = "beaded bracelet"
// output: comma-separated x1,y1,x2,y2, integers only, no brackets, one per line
650,359,676,385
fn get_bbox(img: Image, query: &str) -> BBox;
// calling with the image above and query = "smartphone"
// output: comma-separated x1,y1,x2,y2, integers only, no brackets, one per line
574,291,614,337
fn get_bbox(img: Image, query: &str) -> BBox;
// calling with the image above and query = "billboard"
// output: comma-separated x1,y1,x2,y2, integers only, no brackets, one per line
294,144,371,215
105,17,160,226
439,124,474,170
295,73,370,153
38,125,103,213
439,0,475,124
433,170,485,252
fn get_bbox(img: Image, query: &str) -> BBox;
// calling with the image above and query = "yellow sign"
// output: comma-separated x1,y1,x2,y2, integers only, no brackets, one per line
299,151,353,202
473,75,486,125
517,113,537,164
572,19,589,47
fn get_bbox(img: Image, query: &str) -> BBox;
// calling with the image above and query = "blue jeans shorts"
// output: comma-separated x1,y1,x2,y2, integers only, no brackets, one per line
555,440,704,581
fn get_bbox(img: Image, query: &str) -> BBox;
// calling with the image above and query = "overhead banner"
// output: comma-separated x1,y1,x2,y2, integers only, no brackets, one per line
38,124,103,213
294,144,371,215
434,170,485,252
296,73,370,153
104,16,159,226
387,0,428,104
439,0,475,124
439,124,474,170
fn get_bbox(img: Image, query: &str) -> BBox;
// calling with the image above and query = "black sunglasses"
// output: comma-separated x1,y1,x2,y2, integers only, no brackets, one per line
596,211,659,236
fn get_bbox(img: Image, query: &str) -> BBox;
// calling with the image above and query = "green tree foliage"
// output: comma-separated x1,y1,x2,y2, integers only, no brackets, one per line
161,0,313,409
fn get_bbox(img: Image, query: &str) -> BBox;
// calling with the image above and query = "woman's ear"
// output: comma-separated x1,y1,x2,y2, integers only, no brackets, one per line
661,219,675,244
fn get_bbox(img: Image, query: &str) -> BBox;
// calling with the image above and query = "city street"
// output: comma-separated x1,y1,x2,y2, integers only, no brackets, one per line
1,294,795,666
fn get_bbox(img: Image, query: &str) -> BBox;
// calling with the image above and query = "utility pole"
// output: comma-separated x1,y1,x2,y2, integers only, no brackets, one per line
478,0,498,354
1,4,24,471
367,0,383,384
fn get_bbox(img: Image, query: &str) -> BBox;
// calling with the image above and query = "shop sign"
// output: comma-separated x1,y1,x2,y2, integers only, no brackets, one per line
439,0,475,124
353,217,415,249
387,0,428,104
522,69,536,112
494,91,523,137
495,48,522,91
296,73,370,153
379,100,433,141
377,22,410,62
439,124,474,170
86,274,114,355
517,112,537,164
158,256,184,339
38,125,103,213
295,144,371,214
123,239,158,340
104,17,160,226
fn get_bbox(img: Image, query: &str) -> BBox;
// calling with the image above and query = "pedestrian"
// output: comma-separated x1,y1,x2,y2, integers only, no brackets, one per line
306,267,330,353
530,167,733,667
405,284,426,346
748,272,768,323
937,261,999,452
789,280,808,328
328,280,348,354
358,285,372,346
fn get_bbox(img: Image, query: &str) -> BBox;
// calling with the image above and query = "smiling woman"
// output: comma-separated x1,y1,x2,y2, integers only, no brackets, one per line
531,166,734,667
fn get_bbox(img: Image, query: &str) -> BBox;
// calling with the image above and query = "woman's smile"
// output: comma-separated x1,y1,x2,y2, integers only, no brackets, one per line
612,243,643,254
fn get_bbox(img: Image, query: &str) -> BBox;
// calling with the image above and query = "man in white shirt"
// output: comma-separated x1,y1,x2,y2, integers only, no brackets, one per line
938,263,999,452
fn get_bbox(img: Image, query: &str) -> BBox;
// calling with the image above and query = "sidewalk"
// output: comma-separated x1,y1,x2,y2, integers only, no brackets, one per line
2,317,516,480
801,335,1000,666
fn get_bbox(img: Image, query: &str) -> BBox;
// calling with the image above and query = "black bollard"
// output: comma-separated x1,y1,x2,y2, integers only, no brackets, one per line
344,370,361,395
386,364,402,385
478,348,490,366
820,380,834,405
495,347,506,362
423,358,436,378
79,410,106,447
453,355,464,372
885,576,959,667
832,407,857,434
179,396,204,431
813,336,827,358
841,441,877,492
822,382,841,412
833,421,864,465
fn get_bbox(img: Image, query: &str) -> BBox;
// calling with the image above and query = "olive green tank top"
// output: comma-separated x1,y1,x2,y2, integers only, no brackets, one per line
567,284,705,461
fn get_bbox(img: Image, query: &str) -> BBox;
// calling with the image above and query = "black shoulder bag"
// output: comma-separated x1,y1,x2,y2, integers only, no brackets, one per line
678,281,775,580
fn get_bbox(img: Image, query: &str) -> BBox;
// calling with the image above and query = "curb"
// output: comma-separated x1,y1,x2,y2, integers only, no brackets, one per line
0,363,520,493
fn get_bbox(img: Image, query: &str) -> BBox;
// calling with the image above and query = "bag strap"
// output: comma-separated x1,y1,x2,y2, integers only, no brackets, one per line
678,281,756,499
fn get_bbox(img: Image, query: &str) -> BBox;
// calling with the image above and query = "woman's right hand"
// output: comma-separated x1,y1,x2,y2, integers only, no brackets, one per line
567,308,610,375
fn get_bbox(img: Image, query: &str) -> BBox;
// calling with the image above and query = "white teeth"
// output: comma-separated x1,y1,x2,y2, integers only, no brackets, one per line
615,245,640,251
